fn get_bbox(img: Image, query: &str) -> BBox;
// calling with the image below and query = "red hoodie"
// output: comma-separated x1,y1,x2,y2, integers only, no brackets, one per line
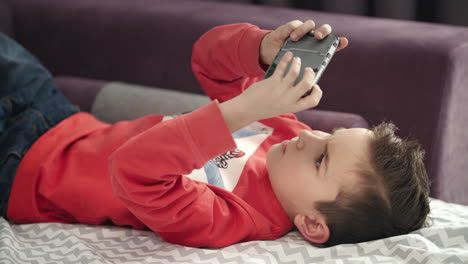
7,23,312,248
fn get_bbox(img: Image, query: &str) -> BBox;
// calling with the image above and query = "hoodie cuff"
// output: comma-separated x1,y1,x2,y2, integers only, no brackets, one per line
238,26,272,77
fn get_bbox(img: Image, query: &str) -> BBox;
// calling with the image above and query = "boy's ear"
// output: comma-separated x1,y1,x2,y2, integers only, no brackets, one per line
294,214,330,244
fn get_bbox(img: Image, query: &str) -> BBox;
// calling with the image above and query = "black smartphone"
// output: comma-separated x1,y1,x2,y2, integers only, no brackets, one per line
263,33,340,97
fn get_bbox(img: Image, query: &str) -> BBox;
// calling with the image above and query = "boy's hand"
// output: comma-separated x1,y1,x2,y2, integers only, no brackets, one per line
220,51,322,132
260,20,349,66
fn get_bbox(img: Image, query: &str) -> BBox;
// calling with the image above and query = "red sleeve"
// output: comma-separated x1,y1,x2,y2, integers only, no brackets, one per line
191,23,271,103
109,101,260,247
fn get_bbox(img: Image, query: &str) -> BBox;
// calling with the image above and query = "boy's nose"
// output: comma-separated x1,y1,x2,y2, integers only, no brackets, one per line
296,130,329,150
310,130,331,138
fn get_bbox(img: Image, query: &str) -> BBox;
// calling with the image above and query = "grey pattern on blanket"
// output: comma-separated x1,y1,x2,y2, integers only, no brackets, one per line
1,199,468,264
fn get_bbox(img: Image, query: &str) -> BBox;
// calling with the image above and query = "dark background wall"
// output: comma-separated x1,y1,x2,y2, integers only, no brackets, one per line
208,0,468,27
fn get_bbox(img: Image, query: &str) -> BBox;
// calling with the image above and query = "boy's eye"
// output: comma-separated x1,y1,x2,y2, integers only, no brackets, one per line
315,153,325,168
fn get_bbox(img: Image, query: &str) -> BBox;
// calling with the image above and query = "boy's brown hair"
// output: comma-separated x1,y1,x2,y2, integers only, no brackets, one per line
316,122,431,246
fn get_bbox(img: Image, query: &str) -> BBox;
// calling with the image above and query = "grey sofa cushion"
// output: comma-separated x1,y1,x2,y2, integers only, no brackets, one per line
90,81,369,133
90,82,211,123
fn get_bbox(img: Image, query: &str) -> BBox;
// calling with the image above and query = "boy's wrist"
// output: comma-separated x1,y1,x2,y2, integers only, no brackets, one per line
219,96,256,132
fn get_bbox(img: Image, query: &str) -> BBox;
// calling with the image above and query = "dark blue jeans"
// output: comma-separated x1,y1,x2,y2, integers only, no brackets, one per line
0,33,80,218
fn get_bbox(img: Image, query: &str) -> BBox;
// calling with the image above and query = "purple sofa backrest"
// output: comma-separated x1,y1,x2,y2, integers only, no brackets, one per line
6,0,468,204
0,0,13,36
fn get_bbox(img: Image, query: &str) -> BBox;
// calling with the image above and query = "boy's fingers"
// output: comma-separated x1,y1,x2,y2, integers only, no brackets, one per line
295,67,316,95
336,37,348,52
276,20,303,40
273,51,294,79
314,24,332,40
290,20,315,41
298,84,323,110
284,56,301,86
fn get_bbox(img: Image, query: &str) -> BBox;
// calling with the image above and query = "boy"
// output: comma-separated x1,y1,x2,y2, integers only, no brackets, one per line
0,20,430,248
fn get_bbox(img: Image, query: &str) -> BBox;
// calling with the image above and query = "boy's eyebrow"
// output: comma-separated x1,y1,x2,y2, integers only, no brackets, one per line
324,128,344,176
324,142,330,176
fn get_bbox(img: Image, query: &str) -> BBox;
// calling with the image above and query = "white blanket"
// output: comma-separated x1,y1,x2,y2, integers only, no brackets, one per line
1,199,467,264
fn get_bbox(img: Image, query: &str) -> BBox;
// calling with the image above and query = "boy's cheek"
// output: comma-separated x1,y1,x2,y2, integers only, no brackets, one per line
266,145,280,168
266,144,287,175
